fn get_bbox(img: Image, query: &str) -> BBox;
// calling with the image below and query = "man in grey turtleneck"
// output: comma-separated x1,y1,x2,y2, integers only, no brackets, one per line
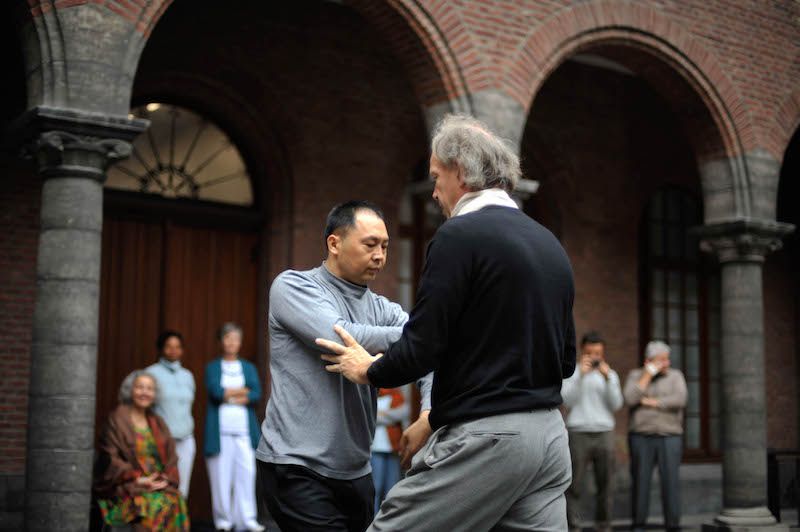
256,200,430,532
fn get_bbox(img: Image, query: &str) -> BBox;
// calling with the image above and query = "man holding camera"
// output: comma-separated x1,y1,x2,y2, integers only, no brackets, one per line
561,331,624,532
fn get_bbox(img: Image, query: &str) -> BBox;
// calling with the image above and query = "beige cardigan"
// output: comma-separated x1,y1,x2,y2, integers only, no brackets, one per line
623,368,688,435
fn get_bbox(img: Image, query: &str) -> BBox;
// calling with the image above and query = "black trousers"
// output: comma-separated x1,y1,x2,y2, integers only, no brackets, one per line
257,460,374,532
629,433,682,531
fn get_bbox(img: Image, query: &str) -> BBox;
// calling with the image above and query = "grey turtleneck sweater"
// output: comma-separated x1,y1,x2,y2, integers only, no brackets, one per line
257,264,431,480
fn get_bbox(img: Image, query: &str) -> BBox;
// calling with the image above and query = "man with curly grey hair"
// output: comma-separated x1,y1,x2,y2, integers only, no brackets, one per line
429,114,521,217
317,114,577,531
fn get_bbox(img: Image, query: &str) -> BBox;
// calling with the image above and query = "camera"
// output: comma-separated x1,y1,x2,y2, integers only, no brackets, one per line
591,359,600,368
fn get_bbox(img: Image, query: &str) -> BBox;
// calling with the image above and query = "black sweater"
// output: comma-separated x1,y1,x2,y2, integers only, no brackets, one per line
367,206,577,430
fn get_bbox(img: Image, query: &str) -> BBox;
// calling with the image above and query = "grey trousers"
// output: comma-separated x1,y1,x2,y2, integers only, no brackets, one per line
629,433,682,530
566,430,615,530
368,409,572,532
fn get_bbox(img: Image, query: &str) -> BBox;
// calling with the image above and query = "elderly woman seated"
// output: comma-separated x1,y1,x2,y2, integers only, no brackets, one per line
93,370,190,531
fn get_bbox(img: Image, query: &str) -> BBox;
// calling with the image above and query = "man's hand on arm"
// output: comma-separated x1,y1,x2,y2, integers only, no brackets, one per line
316,325,382,385
399,410,432,469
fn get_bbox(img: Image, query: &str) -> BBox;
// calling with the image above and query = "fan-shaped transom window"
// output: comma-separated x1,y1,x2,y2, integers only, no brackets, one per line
106,103,253,206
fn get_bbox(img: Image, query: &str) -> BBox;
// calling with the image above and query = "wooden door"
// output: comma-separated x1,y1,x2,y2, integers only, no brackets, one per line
97,217,261,523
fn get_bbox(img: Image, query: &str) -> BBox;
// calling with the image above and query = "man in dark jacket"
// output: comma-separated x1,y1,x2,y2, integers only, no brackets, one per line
317,114,577,531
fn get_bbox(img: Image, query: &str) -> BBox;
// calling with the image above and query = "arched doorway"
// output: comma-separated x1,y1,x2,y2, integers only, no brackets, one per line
768,126,800,449
99,0,432,524
520,40,732,519
522,48,720,460
97,100,265,523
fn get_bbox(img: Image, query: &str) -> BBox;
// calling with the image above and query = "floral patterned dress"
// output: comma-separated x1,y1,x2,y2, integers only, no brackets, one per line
97,425,190,531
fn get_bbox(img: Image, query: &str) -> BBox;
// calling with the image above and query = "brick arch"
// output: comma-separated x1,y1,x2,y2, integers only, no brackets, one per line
20,0,172,114
345,1,471,110
773,87,800,162
131,0,470,116
506,1,755,162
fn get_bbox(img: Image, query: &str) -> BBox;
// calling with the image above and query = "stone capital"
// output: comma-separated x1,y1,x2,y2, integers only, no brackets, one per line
694,219,795,264
9,106,148,182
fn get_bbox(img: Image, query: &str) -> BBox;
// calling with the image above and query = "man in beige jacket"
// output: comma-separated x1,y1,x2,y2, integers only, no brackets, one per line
623,340,687,532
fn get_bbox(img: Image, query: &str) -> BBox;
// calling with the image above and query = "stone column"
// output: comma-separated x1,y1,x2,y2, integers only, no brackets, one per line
698,219,794,531
17,107,145,531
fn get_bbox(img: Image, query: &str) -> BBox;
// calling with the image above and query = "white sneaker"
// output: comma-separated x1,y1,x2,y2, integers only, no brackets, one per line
245,520,266,532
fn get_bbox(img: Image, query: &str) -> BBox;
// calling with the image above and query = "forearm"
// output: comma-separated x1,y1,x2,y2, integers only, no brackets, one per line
336,321,404,353
560,373,580,406
417,373,433,411
368,334,438,388
271,274,405,354
224,387,247,399
605,373,624,411
278,312,404,353
657,389,687,409
378,402,410,425
623,377,646,406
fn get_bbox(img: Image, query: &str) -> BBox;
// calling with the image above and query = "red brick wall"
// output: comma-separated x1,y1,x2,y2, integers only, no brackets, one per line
764,248,799,450
0,157,40,477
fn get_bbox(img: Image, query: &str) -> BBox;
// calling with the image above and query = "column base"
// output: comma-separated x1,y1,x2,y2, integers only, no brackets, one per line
702,507,790,531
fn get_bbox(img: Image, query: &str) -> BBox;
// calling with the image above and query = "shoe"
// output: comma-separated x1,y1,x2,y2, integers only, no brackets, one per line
245,520,266,532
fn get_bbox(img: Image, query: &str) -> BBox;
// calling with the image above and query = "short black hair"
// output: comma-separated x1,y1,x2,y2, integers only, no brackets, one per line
156,330,184,351
324,200,385,241
581,331,604,346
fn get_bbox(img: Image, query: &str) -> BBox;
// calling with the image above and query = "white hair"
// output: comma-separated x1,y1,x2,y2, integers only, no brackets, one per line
431,114,521,192
644,340,671,359
218,322,243,341
118,370,158,405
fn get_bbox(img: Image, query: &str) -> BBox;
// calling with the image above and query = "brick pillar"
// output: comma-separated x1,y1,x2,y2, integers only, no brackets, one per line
17,107,145,531
698,219,794,531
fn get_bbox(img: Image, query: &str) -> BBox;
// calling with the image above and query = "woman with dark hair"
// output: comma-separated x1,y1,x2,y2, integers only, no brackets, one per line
204,322,264,532
93,370,190,531
146,330,196,498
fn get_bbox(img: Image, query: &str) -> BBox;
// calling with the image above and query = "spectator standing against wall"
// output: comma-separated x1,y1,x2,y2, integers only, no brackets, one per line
204,322,264,532
623,340,688,532
147,330,196,498
562,331,623,532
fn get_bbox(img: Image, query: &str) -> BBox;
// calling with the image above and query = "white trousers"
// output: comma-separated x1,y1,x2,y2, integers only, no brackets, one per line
174,435,196,498
206,433,258,530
